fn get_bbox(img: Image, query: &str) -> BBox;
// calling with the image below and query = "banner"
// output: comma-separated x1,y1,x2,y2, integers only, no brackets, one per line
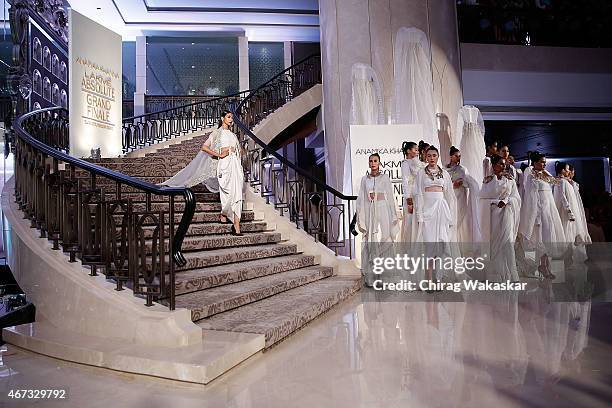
69,9,122,158
348,124,423,209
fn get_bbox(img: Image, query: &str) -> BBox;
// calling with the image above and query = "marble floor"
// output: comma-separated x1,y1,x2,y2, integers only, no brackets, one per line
0,290,611,408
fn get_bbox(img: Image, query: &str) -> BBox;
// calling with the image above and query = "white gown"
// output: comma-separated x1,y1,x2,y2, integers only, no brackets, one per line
446,163,481,245
518,169,567,258
159,128,220,192
572,181,592,244
356,173,399,243
217,129,244,222
414,167,457,245
479,174,521,282
400,157,424,242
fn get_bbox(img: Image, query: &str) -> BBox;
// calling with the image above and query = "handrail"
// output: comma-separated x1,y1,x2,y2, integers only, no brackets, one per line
230,54,358,256
123,91,249,122
14,107,196,269
234,54,355,200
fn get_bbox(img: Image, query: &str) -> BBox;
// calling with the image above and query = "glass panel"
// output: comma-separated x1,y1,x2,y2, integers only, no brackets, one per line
146,37,239,96
249,42,284,90
122,41,136,100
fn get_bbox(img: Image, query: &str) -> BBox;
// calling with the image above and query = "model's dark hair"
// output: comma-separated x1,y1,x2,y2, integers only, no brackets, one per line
485,140,498,149
426,145,439,154
402,141,417,155
418,140,430,152
568,164,575,171
490,154,504,166
449,145,459,156
218,110,232,128
531,151,546,163
555,161,568,175
520,162,528,172
369,153,381,161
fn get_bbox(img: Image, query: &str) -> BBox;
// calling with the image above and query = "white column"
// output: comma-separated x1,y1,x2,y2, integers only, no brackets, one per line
238,36,250,92
284,41,292,69
134,36,146,116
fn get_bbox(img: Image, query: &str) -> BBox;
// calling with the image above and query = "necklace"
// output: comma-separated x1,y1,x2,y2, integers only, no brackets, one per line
425,165,444,181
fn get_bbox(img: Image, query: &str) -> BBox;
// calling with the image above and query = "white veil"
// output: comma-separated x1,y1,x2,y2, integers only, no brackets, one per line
393,27,438,149
350,63,385,126
159,128,220,192
457,105,486,185
344,63,385,196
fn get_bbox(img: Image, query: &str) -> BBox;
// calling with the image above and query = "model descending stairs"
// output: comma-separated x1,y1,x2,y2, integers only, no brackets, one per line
91,133,361,348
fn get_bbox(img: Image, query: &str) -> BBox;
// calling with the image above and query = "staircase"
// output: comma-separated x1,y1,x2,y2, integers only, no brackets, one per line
93,133,361,348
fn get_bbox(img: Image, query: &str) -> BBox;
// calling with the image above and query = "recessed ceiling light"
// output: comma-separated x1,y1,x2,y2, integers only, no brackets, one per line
191,42,195,45
191,65,195,69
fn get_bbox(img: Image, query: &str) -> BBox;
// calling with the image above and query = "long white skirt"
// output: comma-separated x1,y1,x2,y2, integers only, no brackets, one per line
420,192,452,243
487,205,520,282
529,190,567,258
218,154,243,221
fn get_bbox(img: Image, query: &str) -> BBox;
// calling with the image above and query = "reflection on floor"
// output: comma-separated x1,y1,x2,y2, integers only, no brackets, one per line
0,291,610,408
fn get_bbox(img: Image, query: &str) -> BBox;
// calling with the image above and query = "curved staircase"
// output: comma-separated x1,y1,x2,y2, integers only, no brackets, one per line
93,132,361,348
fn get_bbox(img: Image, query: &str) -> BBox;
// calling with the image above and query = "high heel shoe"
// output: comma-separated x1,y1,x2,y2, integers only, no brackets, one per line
538,264,556,280
231,225,243,236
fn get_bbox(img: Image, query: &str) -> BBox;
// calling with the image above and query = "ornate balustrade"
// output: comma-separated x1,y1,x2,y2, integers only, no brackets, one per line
13,107,195,310
122,91,250,153
145,94,223,114
232,55,358,257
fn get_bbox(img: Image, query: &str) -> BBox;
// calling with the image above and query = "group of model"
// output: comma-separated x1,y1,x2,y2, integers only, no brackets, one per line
356,140,591,283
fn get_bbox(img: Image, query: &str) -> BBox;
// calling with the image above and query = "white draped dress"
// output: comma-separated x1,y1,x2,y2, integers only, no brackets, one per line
217,129,244,222
400,157,424,242
446,163,481,245
518,169,567,258
554,177,591,263
479,174,521,282
356,173,399,243
413,167,458,282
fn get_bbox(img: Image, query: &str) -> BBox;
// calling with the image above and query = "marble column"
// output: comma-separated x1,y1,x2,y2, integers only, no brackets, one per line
238,36,250,92
319,0,463,191
134,36,146,116
284,41,293,69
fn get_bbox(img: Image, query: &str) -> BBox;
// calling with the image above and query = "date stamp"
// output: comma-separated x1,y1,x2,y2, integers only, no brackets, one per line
6,389,68,399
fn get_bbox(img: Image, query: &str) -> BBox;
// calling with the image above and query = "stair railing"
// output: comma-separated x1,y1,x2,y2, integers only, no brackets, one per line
122,91,251,153
13,107,196,310
232,55,358,258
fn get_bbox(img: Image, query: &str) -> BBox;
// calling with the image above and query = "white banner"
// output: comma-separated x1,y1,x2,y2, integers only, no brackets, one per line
69,9,122,158
348,124,423,209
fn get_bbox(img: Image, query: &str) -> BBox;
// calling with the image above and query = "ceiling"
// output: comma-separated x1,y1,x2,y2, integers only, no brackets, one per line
68,0,320,41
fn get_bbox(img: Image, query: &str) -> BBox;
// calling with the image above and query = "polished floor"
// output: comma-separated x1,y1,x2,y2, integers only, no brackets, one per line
0,290,610,408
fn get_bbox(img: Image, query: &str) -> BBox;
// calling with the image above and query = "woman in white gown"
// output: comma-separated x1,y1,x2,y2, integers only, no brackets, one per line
479,155,521,282
161,110,244,235
482,140,498,179
414,146,457,284
518,152,566,279
446,146,481,247
553,161,590,264
400,141,424,242
356,153,399,243
569,165,592,245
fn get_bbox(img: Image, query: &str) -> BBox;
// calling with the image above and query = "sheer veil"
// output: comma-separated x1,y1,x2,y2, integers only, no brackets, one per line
393,27,438,149
159,128,220,192
457,105,486,184
344,63,385,195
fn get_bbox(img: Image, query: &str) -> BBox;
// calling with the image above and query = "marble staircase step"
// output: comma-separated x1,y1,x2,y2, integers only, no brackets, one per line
143,232,282,253
175,266,334,321
138,221,270,239
177,243,299,270
198,277,362,348
103,191,220,202
174,254,319,295
116,210,257,226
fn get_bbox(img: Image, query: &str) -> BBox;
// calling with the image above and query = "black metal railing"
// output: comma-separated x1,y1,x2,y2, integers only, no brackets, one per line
13,107,196,310
232,55,358,257
457,3,612,48
122,91,251,153
145,94,224,114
